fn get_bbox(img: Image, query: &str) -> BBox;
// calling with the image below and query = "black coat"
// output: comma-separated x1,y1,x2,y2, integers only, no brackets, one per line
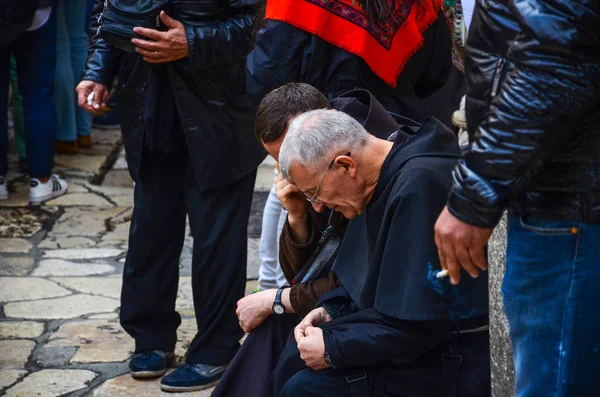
246,12,452,121
83,0,266,191
448,0,600,227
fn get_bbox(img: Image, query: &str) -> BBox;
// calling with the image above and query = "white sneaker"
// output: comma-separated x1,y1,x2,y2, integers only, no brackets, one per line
0,176,8,200
29,174,68,204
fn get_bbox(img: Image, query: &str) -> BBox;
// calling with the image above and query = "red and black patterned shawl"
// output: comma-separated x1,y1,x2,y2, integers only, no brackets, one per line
265,0,442,87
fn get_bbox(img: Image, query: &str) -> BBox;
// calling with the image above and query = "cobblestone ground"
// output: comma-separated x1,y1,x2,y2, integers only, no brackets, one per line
0,127,274,396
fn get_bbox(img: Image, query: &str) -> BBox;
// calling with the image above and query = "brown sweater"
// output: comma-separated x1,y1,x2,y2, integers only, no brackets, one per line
278,210,348,317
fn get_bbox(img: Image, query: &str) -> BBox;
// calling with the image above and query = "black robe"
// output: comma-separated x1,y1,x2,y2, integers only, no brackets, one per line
273,119,490,397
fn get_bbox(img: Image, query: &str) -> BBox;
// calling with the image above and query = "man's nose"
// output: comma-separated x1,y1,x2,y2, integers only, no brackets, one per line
311,201,325,212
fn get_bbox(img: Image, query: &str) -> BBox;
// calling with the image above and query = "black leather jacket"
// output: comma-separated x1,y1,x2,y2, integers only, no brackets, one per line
82,0,265,190
447,0,600,227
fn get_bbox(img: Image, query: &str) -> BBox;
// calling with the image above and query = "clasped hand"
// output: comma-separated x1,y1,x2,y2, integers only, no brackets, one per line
294,307,332,370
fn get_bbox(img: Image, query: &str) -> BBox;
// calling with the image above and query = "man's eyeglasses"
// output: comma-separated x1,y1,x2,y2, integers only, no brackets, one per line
302,152,351,204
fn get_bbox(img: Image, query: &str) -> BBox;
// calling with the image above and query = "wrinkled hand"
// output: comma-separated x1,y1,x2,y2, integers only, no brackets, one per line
236,289,276,333
275,171,308,222
132,11,188,63
294,307,332,342
297,326,328,370
76,80,108,113
434,206,493,285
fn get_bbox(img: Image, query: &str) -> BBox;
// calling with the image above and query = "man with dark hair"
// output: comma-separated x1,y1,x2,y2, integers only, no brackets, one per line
254,82,331,144
251,84,332,294
77,0,265,393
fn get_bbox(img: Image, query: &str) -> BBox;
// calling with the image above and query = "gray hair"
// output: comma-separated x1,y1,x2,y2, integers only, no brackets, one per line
279,109,369,180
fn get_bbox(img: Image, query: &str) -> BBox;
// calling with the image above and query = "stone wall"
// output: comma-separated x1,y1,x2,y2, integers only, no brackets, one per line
488,216,516,396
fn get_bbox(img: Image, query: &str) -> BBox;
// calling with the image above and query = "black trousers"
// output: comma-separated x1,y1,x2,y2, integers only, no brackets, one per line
120,125,256,365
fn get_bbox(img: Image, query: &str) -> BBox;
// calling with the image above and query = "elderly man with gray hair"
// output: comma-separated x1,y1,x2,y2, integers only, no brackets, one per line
273,109,490,397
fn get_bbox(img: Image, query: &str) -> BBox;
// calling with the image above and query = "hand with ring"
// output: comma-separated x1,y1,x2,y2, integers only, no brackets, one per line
132,11,189,64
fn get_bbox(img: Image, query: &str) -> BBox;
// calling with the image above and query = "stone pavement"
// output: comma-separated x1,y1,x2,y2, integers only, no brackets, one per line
0,127,275,396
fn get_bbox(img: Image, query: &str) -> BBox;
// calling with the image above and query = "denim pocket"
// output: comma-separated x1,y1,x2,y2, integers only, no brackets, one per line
517,215,579,235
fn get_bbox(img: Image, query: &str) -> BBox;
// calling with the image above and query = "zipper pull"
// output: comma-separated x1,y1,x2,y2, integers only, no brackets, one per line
156,15,161,28
491,58,506,98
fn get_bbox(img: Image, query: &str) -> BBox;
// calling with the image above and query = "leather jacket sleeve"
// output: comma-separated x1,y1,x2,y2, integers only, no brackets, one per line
184,0,260,70
448,0,600,228
246,20,310,104
81,0,124,86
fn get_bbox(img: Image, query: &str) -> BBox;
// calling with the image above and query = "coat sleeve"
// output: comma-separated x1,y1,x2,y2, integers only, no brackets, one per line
447,0,600,228
81,0,124,86
321,310,451,370
246,20,309,104
184,0,260,70
289,272,340,318
278,214,322,278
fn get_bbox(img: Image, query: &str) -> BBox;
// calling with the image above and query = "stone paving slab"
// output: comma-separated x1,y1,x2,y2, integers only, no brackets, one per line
46,319,133,363
0,321,45,339
0,370,27,390
4,369,98,397
0,340,35,369
0,278,72,302
42,248,123,260
0,239,32,253
48,207,130,238
4,294,120,320
0,256,34,276
33,259,115,277
38,237,97,250
46,193,113,208
54,154,109,174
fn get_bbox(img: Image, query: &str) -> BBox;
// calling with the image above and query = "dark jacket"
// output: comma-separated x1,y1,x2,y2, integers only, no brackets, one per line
83,0,266,190
39,0,59,7
247,12,452,121
448,0,600,227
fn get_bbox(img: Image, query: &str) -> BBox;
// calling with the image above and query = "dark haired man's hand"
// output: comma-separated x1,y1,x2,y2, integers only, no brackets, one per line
275,171,310,243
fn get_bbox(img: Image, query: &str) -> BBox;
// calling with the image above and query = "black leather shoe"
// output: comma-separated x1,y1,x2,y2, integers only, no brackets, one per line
129,350,172,379
160,363,228,392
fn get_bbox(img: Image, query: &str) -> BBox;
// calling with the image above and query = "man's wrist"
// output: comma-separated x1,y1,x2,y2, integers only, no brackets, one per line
263,289,278,312
288,213,310,244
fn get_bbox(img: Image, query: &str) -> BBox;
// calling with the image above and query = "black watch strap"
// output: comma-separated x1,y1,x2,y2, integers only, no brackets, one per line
272,286,289,315
275,286,288,305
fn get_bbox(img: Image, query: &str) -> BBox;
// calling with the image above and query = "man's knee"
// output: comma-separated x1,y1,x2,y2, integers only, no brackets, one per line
279,370,314,397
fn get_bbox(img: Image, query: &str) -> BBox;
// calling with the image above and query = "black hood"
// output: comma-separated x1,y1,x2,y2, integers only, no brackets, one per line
331,89,411,144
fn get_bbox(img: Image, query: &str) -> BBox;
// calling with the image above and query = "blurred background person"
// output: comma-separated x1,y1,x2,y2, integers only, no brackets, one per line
54,0,94,154
1,2,69,203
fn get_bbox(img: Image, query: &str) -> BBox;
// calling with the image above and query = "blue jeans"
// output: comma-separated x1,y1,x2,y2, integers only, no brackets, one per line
0,10,57,178
503,214,600,397
55,0,92,141
258,183,289,290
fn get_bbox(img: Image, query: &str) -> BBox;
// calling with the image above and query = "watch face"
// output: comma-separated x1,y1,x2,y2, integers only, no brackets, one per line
273,304,285,315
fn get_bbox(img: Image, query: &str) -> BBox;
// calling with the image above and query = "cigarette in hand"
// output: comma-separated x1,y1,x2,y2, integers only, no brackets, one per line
87,92,95,107
436,269,449,279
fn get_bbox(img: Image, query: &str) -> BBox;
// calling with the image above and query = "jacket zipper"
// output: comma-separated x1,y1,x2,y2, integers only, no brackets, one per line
95,0,109,37
490,58,506,98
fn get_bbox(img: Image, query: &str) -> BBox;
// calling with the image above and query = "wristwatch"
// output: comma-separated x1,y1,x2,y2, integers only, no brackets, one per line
272,286,289,315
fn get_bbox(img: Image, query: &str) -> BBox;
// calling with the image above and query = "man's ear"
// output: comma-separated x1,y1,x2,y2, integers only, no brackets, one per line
335,154,355,174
